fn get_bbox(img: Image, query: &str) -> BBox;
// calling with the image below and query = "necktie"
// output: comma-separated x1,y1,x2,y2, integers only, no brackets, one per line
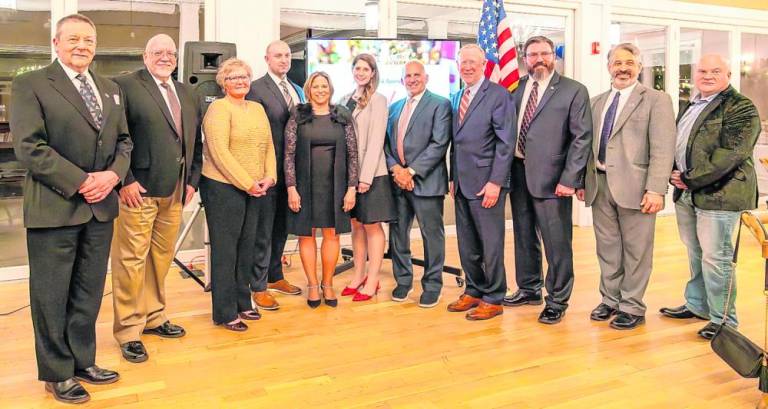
76,74,103,128
598,91,621,165
517,81,539,157
160,82,183,139
279,80,294,110
458,88,471,124
397,98,414,164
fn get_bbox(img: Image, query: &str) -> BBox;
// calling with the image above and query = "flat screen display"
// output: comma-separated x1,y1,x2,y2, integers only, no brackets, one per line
305,39,461,104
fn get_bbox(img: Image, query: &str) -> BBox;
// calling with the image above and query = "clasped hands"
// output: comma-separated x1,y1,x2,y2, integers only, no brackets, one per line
79,171,119,204
391,165,415,191
247,177,275,198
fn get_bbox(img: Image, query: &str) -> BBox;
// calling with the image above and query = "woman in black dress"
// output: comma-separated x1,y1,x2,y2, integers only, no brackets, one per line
284,71,359,308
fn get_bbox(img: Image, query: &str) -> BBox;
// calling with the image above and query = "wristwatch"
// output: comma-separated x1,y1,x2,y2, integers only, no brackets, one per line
407,167,416,176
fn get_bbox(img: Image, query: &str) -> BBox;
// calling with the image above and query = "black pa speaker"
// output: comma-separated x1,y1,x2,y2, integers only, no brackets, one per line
183,41,237,112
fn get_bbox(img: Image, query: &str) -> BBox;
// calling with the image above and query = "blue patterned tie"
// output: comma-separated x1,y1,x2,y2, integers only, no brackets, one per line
76,74,103,128
597,91,621,165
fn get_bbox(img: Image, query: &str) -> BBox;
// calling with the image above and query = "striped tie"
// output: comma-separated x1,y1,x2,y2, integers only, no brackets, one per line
76,74,103,128
517,81,539,157
458,88,471,124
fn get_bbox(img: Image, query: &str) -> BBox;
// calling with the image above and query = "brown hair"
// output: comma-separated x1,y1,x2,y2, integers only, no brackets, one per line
351,53,379,110
55,14,96,39
304,71,335,103
523,36,555,56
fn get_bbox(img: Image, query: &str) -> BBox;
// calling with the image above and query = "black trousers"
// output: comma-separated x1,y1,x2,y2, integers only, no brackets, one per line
454,185,508,304
27,217,113,382
388,191,445,293
510,159,574,310
200,176,268,324
267,185,288,283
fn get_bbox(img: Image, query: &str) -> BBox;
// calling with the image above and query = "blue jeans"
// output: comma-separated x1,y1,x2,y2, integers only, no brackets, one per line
675,191,740,326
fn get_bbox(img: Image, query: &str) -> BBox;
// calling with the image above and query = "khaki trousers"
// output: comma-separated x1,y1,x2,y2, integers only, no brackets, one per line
111,182,182,344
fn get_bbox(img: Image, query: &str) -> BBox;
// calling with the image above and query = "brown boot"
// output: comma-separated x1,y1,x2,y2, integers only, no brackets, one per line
267,279,302,295
252,291,280,310
466,301,504,321
447,294,481,312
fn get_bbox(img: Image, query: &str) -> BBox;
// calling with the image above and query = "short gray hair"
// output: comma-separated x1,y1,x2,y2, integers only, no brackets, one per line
607,42,641,63
458,44,486,61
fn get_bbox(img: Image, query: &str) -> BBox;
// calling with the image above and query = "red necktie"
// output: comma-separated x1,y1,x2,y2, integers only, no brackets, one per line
459,88,471,124
397,98,414,164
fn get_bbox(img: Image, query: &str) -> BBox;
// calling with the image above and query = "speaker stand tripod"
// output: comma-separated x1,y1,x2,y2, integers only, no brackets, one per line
172,199,208,290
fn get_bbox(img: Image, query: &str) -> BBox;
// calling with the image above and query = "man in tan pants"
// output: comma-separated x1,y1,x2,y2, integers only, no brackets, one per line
111,34,203,363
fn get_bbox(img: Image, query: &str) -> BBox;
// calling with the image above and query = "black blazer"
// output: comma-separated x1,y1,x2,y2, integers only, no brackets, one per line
246,74,305,186
113,69,203,203
11,60,132,228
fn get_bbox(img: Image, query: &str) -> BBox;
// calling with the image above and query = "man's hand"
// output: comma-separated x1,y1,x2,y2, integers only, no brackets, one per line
555,183,575,197
576,188,585,202
118,181,147,208
80,171,120,204
392,165,414,190
185,185,196,204
476,182,501,208
640,191,664,214
670,170,688,190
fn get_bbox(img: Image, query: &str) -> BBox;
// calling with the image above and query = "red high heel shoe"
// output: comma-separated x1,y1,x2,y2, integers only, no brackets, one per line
341,276,367,296
352,282,380,302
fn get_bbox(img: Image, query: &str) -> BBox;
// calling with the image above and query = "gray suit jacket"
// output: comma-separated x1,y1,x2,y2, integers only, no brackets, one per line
340,92,389,185
584,83,676,209
11,61,132,228
385,90,452,197
512,72,592,198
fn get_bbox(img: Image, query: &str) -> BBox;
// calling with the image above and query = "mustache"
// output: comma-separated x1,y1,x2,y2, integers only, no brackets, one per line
614,70,632,77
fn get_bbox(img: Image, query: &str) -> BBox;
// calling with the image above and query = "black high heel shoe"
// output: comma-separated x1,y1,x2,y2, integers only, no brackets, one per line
307,285,321,308
321,283,338,308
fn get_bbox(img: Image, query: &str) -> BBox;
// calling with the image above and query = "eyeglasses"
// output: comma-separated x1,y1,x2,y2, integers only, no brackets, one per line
525,51,554,59
65,36,96,47
150,50,178,59
224,75,250,82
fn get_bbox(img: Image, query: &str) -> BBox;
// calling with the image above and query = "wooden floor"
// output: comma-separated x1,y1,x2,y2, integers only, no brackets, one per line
1,215,766,408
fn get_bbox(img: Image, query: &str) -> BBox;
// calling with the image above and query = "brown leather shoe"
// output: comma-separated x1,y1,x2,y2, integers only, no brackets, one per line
447,294,482,312
267,279,302,295
466,302,504,321
252,291,280,310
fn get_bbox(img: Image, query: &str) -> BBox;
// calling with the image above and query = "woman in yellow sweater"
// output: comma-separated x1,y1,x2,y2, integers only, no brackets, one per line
200,58,276,331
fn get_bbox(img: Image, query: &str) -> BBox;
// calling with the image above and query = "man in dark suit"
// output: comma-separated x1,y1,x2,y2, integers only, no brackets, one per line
661,54,760,340
245,40,305,310
10,14,131,404
110,34,203,363
385,61,452,308
503,36,592,325
447,44,516,321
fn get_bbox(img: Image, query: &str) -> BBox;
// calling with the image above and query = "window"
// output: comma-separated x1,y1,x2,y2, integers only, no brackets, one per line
610,22,666,91
679,28,729,103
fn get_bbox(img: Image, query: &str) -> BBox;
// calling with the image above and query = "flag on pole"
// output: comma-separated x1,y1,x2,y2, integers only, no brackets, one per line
477,0,519,92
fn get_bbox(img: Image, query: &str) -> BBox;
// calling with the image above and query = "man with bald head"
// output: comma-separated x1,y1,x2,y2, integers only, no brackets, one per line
245,40,305,310
385,61,451,307
111,34,203,362
660,54,760,340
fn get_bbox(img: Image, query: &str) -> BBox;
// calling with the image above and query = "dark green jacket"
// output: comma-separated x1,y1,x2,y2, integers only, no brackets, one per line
673,86,760,211
11,61,132,228
113,69,203,203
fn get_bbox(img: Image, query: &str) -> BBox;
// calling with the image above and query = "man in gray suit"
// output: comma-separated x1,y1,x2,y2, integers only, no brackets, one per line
503,36,592,325
245,40,305,310
11,14,130,403
447,44,516,321
385,61,452,308
576,43,676,330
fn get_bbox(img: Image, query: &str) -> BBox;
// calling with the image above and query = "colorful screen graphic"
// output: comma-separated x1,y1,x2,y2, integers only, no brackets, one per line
306,39,461,104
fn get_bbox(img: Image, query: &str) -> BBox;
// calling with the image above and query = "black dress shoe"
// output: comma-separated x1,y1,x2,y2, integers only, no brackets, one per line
238,309,262,320
502,290,543,307
698,322,720,340
610,312,646,330
120,341,148,363
143,321,186,338
590,303,618,321
74,365,120,385
538,306,566,324
659,305,708,320
45,378,90,404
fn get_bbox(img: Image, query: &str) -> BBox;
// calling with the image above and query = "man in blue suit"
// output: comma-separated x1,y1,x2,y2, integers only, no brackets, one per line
385,61,452,308
447,44,516,321
245,40,305,311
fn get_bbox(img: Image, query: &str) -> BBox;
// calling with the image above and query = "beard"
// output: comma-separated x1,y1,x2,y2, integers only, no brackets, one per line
527,61,554,80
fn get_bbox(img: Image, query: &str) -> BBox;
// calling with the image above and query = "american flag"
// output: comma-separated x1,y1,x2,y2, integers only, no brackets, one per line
477,0,519,92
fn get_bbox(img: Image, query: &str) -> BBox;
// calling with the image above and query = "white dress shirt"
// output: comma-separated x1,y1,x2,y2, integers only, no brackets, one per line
58,59,102,109
596,81,638,170
400,89,426,130
268,71,299,106
149,72,180,116
515,70,554,158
